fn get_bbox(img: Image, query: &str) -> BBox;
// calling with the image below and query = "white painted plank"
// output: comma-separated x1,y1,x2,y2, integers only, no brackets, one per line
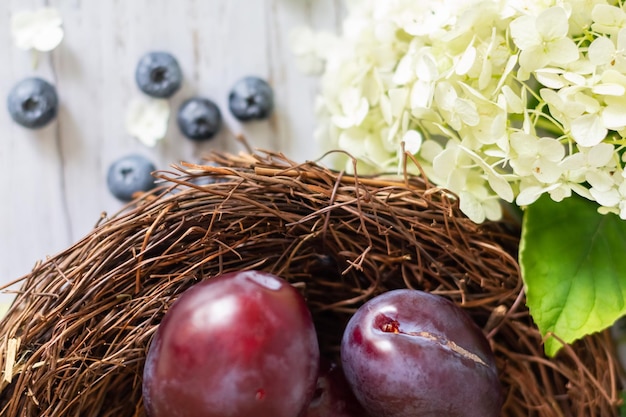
0,0,342,295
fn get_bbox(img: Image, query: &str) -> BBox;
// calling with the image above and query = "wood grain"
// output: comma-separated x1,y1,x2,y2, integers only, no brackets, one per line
0,0,343,293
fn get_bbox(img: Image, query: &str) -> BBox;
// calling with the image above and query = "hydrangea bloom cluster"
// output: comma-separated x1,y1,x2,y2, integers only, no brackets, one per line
293,0,626,222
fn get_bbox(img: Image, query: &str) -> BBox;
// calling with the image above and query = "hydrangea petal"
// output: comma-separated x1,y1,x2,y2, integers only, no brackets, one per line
510,15,540,50
517,184,545,206
602,103,626,130
338,128,367,159
571,114,607,147
10,7,63,52
535,69,566,89
32,26,63,52
393,54,414,85
587,170,614,192
536,6,569,40
546,38,579,66
538,137,566,162
587,143,615,167
588,36,614,66
410,80,434,109
402,130,422,155
502,85,524,113
456,44,476,75
459,191,486,223
125,98,170,147
592,83,625,96
590,187,620,206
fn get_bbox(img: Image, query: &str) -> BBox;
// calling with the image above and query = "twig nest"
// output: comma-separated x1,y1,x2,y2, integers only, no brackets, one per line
0,150,621,416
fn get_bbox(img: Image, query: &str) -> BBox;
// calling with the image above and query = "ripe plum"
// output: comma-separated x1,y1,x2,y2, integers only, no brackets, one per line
142,270,320,417
304,358,366,417
340,289,502,417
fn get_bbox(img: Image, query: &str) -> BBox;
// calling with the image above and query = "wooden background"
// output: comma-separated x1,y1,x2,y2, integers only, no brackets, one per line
0,0,344,299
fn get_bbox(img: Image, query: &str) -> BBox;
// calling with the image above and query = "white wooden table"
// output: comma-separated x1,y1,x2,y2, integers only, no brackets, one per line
0,0,343,300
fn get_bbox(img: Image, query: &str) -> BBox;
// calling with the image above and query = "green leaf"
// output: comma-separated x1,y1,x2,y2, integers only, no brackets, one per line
519,194,626,357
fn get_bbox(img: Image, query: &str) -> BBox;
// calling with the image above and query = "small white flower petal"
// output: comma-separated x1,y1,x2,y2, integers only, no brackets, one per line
364,137,393,168
510,15,540,50
590,187,621,206
419,140,444,163
487,172,514,202
435,82,457,111
586,170,615,192
495,55,518,91
535,69,566,89
402,130,422,155
459,191,486,223
501,85,524,113
410,80,434,109
379,93,392,125
389,88,409,117
534,160,563,184
415,52,439,82
510,132,538,157
592,83,625,96
536,7,569,40
588,36,615,66
571,114,607,147
519,47,550,73
454,98,480,127
562,71,586,87
587,143,615,167
32,25,63,52
393,54,414,85
11,7,64,52
538,137,565,162
617,28,626,53
602,103,626,130
516,185,545,206
546,38,579,65
548,184,571,202
482,198,503,221
456,44,477,75
125,98,170,147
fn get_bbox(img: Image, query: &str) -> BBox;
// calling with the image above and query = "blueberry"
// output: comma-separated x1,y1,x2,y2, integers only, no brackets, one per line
135,52,182,98
228,76,274,121
7,77,58,129
177,97,222,141
107,154,157,201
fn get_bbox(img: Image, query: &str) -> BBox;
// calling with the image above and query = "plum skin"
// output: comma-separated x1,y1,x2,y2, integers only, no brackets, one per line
340,289,502,417
142,270,320,417
304,358,366,417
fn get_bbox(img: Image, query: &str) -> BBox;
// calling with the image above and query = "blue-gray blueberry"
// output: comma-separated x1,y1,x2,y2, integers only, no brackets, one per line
107,154,157,201
135,52,182,98
177,97,222,141
7,77,58,129
228,76,274,121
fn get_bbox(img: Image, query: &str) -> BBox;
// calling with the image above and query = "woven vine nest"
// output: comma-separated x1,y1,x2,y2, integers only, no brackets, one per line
0,149,622,416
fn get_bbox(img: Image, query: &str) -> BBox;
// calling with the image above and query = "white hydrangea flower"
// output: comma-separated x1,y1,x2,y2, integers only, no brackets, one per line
11,7,63,52
125,98,170,147
510,134,565,183
293,0,626,222
510,6,579,77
